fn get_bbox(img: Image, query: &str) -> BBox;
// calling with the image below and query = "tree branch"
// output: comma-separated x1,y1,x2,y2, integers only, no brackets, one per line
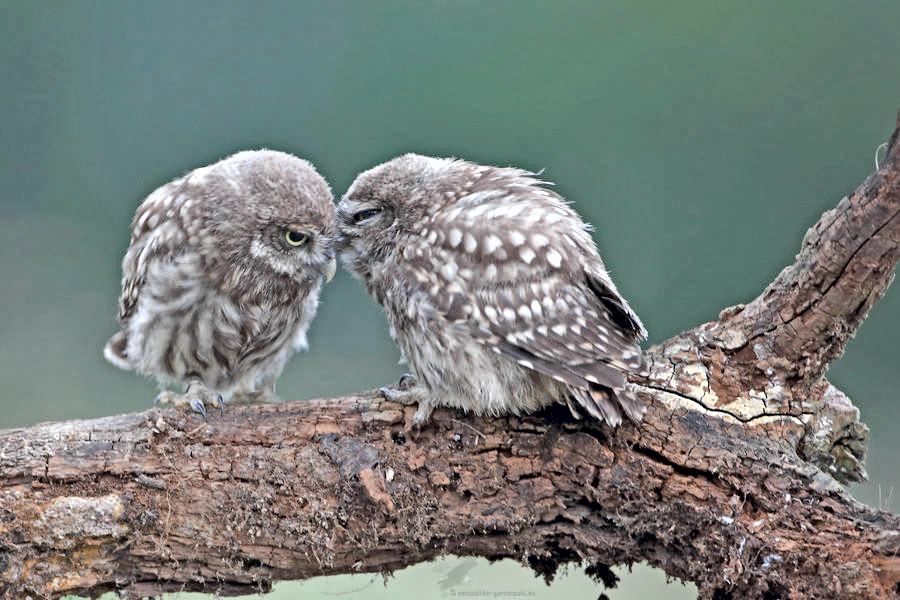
2,113,899,600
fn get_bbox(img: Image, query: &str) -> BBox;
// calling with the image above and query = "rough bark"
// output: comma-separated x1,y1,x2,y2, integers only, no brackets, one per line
2,113,899,600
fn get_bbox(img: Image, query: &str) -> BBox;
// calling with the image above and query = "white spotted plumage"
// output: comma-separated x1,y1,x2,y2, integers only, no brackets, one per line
338,153,647,426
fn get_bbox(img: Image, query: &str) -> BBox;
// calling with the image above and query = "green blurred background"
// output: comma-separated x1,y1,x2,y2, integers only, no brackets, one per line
2,1,898,598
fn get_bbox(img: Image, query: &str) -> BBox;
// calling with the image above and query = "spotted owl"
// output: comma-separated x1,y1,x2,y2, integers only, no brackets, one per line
104,149,337,415
337,153,647,427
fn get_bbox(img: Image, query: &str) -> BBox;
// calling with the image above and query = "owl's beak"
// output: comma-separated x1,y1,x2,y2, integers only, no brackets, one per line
323,256,337,283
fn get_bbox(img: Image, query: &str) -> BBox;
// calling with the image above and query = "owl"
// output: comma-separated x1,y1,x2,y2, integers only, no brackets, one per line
104,150,337,416
337,154,647,427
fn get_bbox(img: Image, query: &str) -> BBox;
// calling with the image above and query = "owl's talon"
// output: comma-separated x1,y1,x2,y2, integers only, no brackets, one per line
379,383,433,429
153,390,175,407
381,378,425,403
190,397,208,419
380,384,421,404
412,404,434,428
397,373,418,390
152,383,222,418
379,386,402,402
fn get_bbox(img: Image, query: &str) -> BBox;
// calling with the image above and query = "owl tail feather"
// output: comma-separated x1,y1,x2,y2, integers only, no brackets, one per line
568,385,645,427
103,331,134,371
613,387,647,423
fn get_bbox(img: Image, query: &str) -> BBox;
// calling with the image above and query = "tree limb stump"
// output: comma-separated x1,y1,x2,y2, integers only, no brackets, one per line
2,112,900,600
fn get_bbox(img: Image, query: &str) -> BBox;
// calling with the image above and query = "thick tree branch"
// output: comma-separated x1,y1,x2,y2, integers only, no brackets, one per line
2,113,899,600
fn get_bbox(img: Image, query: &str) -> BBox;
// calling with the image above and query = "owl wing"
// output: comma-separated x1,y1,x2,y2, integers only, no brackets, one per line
117,183,188,322
427,268,646,424
466,275,645,381
474,274,646,424
422,189,647,423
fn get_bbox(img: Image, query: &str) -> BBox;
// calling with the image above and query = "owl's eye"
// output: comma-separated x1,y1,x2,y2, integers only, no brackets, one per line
284,230,309,246
352,208,382,224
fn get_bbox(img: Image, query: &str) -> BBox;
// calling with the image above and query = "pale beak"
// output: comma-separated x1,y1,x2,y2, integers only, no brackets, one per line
324,257,337,283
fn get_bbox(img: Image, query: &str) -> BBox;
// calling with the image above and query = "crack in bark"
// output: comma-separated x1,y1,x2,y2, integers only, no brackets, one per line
629,443,726,489
640,382,809,425
780,203,900,333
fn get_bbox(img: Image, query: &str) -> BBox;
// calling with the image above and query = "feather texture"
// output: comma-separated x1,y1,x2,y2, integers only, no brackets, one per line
338,153,646,425
105,150,335,402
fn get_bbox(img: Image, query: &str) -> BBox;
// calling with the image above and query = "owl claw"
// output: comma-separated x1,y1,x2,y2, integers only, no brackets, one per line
153,383,223,418
379,386,406,403
379,382,433,429
189,397,208,419
153,391,174,408
378,374,418,399
397,373,418,390
411,404,434,428
379,383,425,405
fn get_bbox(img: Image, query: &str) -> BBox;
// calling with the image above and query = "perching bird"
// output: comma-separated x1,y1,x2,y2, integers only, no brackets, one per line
338,154,647,427
104,150,337,415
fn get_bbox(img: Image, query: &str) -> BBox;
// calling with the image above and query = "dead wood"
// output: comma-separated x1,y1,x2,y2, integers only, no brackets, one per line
2,112,900,600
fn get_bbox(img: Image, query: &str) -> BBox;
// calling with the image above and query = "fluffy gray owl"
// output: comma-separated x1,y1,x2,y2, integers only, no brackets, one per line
338,154,647,427
104,150,337,415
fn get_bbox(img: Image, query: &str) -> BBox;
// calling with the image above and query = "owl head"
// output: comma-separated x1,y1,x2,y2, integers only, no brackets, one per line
337,153,540,277
337,154,439,255
177,150,338,286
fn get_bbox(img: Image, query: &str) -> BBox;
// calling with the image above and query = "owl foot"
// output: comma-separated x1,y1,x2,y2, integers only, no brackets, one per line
379,374,424,404
396,373,418,390
154,382,224,419
379,377,433,428
411,403,435,428
378,385,423,405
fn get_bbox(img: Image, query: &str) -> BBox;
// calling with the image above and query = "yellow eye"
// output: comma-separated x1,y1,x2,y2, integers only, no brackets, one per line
285,230,309,246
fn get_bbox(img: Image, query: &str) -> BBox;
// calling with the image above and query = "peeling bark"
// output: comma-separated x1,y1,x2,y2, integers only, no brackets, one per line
1,112,899,600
